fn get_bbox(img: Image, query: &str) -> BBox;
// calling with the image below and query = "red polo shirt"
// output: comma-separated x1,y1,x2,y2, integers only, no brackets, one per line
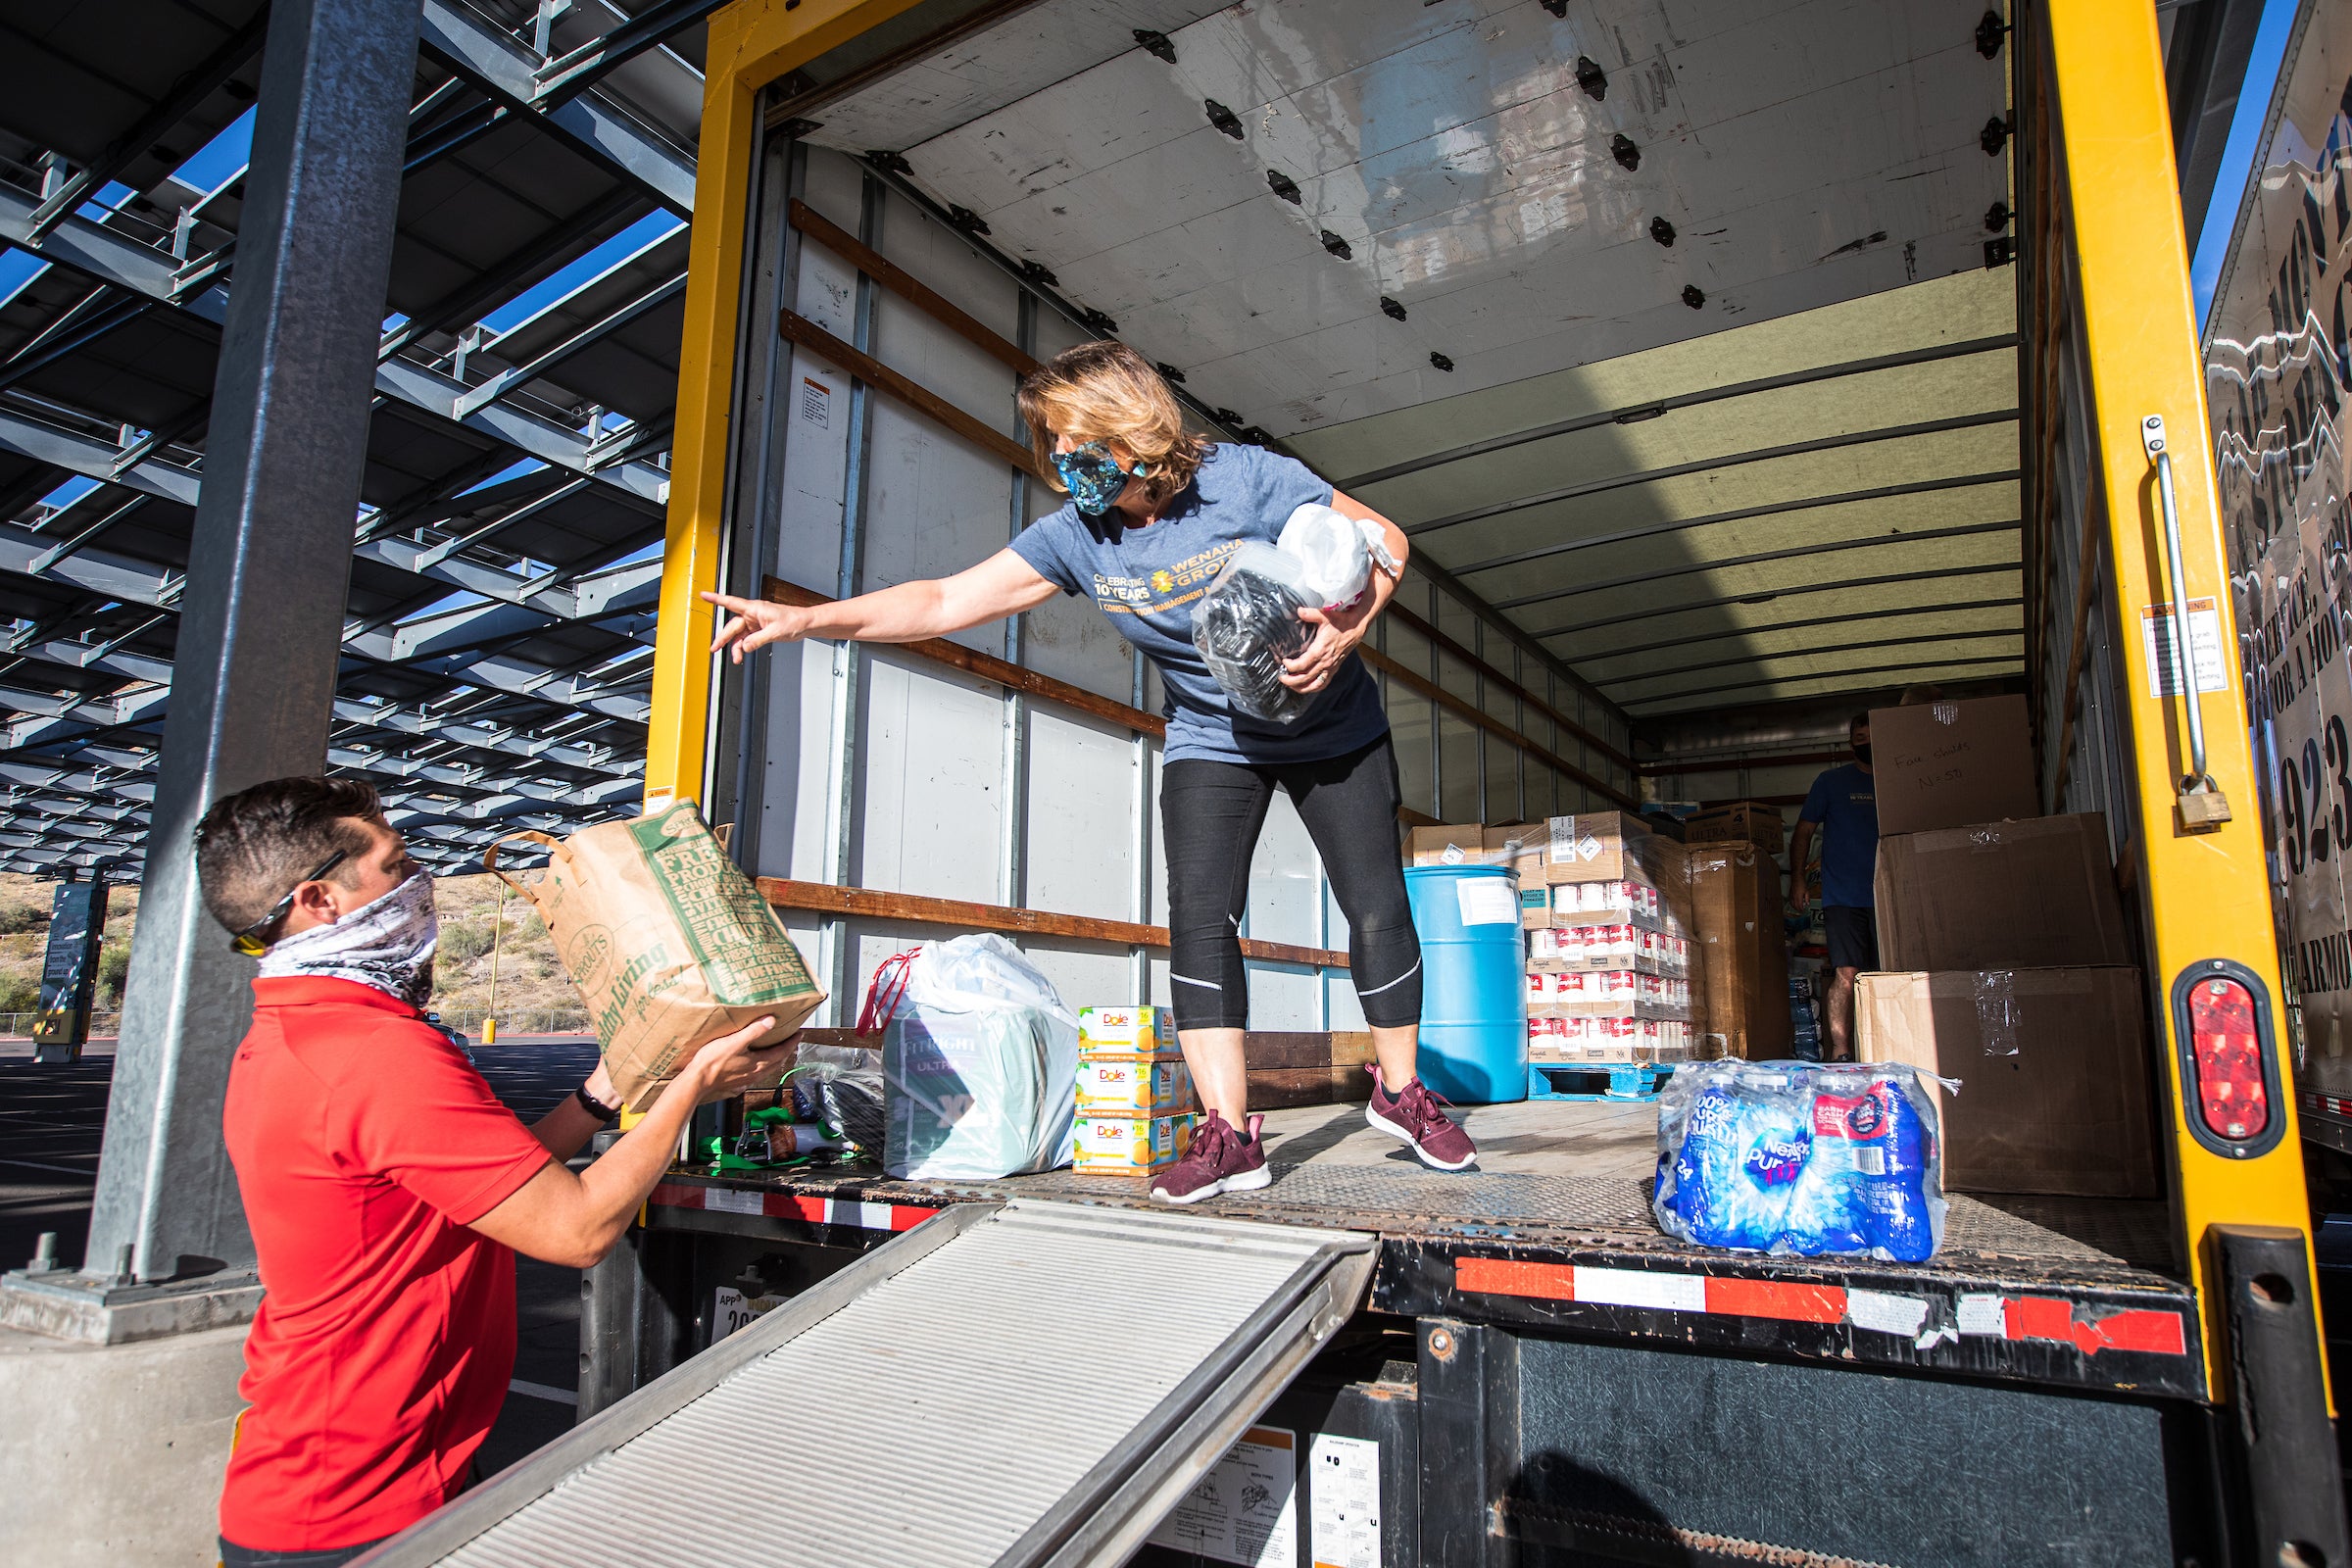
220,977,552,1551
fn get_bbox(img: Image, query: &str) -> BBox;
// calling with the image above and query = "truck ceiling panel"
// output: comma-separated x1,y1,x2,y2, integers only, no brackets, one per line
800,1,1238,153
833,0,2008,433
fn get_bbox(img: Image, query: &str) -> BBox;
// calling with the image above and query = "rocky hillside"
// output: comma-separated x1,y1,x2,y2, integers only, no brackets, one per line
0,871,581,1031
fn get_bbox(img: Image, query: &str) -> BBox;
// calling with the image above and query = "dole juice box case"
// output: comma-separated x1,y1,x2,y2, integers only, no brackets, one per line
1078,1005,1179,1058
1072,1111,1197,1176
1074,1054,1196,1116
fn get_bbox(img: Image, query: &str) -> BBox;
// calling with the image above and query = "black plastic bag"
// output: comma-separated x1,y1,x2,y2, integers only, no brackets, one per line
1193,543,1316,723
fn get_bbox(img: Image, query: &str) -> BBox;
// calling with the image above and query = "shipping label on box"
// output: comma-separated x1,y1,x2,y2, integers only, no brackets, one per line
1078,1005,1178,1057
1072,1111,1198,1176
1074,1054,1196,1115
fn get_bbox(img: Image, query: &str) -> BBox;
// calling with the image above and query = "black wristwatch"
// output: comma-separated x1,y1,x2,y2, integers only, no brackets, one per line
574,1085,620,1122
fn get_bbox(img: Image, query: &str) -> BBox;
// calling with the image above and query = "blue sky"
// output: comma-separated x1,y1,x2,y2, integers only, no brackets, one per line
2191,0,2304,326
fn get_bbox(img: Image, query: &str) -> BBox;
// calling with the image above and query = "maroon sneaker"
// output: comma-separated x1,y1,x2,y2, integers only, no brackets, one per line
1150,1110,1270,1204
1364,1066,1479,1170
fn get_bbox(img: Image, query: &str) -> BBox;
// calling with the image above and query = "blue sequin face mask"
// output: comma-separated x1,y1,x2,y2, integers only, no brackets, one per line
1053,441,1143,515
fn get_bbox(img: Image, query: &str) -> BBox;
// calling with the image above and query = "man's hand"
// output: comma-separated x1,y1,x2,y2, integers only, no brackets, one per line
682,1017,797,1104
1281,603,1369,693
473,1017,799,1270
703,592,811,663
1789,883,1811,914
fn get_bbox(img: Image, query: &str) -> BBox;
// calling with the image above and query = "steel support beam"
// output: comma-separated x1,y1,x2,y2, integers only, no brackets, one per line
0,186,673,506
85,0,421,1292
417,0,697,214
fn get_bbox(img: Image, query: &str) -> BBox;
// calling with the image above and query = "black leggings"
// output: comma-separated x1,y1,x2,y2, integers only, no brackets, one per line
1161,734,1422,1031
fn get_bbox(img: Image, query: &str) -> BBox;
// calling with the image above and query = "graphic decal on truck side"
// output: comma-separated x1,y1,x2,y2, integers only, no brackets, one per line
2205,13,2352,1107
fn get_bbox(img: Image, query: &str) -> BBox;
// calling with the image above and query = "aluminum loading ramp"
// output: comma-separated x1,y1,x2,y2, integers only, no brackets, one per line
353,1200,1376,1568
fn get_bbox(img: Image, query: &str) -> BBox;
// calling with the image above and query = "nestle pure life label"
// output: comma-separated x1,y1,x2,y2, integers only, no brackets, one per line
1073,1055,1196,1115
1078,1004,1179,1058
1072,1112,1197,1175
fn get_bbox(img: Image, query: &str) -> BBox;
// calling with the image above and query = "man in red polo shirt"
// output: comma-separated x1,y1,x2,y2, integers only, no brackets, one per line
196,777,787,1567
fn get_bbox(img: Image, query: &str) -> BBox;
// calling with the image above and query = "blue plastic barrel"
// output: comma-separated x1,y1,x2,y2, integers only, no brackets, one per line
1402,864,1528,1103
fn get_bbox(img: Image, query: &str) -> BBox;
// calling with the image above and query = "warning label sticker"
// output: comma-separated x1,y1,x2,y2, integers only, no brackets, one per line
1308,1433,1382,1568
1150,1426,1297,1567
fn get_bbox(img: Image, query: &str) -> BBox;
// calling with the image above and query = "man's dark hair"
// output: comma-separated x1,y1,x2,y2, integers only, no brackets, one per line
194,777,383,935
1849,710,1871,732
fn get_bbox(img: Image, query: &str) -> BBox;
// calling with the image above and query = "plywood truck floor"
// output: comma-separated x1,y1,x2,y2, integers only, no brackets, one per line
668,1100,2181,1284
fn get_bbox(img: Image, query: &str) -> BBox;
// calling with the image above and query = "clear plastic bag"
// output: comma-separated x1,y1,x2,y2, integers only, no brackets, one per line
1193,542,1316,724
1650,1060,1947,1262
874,934,1079,1179
793,1042,886,1160
1277,502,1376,610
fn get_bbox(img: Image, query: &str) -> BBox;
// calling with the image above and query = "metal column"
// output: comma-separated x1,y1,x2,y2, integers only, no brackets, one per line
35,0,419,1314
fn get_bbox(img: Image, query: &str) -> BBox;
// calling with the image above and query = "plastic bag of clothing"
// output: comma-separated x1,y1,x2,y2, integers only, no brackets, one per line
1193,542,1317,724
1277,502,1380,610
1651,1060,1947,1262
873,934,1079,1179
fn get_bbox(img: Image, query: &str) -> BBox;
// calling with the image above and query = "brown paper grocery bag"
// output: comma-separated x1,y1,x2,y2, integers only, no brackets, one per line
487,801,826,1110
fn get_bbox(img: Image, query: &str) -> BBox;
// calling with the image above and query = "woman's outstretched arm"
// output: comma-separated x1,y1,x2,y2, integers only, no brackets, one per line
703,547,1061,662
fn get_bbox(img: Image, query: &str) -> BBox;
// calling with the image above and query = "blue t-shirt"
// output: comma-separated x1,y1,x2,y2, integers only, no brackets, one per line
1009,443,1391,765
1800,763,1880,907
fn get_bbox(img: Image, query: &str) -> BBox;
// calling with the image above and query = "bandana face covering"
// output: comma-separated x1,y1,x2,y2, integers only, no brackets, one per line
1052,441,1143,516
257,870,439,1010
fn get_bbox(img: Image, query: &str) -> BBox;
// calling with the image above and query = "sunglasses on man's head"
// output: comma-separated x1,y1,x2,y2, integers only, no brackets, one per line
225,850,348,956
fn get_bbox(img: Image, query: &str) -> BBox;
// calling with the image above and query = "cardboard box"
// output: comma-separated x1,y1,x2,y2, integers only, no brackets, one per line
1541,811,1652,883
1073,1054,1196,1116
1869,695,2036,835
1684,801,1786,855
1071,1111,1197,1176
1856,967,2160,1200
1078,1005,1178,1058
1874,813,2131,971
1487,822,1544,877
1406,823,1489,866
1688,842,1791,1059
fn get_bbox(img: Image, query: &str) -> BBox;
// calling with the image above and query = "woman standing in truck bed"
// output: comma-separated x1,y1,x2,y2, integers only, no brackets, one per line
702,341,1475,1200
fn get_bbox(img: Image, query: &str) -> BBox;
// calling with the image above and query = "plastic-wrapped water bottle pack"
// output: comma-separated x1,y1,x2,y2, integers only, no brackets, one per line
1651,1060,1947,1262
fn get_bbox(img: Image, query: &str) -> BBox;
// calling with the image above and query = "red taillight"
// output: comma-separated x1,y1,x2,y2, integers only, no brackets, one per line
2186,976,2270,1141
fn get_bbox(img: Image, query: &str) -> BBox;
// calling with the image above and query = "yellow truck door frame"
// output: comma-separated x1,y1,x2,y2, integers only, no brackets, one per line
2034,0,2343,1554
646,0,931,815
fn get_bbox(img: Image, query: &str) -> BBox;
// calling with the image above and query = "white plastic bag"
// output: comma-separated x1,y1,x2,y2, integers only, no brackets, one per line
1277,502,1383,611
876,934,1079,1179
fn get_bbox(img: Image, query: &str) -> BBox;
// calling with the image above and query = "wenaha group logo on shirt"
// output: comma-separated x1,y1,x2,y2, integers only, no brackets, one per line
1091,539,1240,615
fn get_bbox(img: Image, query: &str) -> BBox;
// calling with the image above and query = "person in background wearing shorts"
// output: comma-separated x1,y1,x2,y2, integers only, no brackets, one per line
701,341,1477,1202
1789,712,1878,1061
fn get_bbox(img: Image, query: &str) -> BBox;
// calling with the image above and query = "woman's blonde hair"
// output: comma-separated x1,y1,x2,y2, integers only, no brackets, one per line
1017,341,1211,508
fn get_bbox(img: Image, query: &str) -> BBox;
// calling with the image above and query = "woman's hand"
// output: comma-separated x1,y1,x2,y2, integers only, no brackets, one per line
1281,602,1370,693
703,592,812,662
